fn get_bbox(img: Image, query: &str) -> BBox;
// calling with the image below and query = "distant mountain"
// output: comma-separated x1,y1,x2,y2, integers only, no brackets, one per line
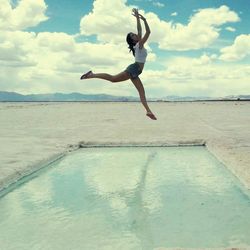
0,91,27,101
160,95,250,101
224,95,250,100
0,91,139,102
160,95,214,101
0,91,249,102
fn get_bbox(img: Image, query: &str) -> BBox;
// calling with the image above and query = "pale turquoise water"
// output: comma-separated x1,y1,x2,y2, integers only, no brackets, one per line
0,147,249,250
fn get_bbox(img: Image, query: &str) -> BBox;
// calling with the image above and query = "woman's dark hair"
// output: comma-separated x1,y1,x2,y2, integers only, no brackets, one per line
126,33,136,56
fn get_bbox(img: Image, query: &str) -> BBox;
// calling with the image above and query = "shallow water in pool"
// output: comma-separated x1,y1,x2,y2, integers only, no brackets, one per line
0,147,249,249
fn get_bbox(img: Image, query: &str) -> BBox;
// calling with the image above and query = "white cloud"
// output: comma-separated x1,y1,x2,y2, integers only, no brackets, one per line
1,29,250,97
0,30,37,65
171,12,178,16
0,0,48,30
36,32,76,52
225,26,236,32
157,5,240,50
219,34,250,61
152,1,165,8
80,0,135,44
142,55,250,97
0,28,156,95
80,3,239,51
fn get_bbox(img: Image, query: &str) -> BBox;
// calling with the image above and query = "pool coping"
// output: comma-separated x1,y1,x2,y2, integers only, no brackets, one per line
79,140,206,147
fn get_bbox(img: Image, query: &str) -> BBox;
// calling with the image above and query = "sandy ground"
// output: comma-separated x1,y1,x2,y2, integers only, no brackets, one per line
0,101,250,194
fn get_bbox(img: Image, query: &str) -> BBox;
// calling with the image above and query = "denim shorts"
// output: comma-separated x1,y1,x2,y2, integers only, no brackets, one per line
125,62,142,79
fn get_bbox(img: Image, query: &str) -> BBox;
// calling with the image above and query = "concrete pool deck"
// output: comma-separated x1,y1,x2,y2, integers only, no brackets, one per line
0,101,249,195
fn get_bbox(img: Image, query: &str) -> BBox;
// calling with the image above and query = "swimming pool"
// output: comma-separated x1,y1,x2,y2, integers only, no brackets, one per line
0,146,249,249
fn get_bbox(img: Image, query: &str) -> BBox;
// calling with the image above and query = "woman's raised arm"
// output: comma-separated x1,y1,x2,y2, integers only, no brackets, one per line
138,14,150,48
132,8,142,39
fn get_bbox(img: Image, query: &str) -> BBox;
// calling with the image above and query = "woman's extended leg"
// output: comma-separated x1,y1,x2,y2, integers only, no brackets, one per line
131,77,157,120
81,71,130,82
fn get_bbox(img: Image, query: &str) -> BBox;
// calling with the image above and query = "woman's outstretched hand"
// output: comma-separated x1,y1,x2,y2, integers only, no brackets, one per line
132,8,139,18
132,9,146,21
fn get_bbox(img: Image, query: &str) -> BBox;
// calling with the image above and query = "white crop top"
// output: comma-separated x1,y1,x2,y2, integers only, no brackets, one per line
133,42,147,63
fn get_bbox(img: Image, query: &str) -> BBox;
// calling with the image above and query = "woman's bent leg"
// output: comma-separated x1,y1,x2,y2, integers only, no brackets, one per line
131,77,157,120
131,77,151,112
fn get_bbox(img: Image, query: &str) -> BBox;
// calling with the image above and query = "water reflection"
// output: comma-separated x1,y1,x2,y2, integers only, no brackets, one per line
0,147,250,249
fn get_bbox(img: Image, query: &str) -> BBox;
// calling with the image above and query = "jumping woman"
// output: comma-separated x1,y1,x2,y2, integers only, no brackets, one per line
80,8,157,120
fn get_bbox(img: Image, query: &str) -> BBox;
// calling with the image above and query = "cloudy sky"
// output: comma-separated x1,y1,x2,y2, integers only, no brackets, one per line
0,0,250,97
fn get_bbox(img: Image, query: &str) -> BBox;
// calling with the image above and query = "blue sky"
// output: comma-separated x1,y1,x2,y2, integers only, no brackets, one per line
1,0,250,97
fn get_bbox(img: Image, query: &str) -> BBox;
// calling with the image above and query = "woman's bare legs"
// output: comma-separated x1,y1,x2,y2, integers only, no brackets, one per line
131,77,157,120
81,71,130,82
81,70,156,119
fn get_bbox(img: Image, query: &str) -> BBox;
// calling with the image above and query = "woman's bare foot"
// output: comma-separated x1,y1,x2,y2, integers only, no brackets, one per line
80,70,93,80
146,112,157,120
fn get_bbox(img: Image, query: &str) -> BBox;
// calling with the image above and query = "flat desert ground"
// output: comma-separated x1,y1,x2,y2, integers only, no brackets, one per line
0,101,249,193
